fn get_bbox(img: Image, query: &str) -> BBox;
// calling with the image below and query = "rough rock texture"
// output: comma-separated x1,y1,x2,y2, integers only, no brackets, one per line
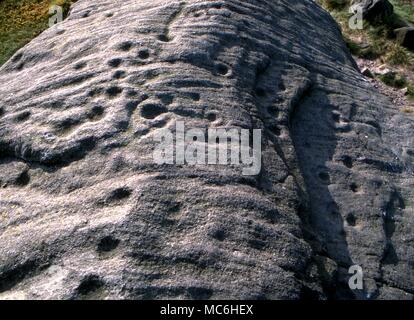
352,0,394,23
0,0,413,300
394,27,414,51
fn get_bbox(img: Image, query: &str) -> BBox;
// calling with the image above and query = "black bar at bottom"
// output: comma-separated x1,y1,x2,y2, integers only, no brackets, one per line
0,300,411,318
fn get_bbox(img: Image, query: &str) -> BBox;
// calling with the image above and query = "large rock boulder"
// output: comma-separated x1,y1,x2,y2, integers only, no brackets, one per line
394,27,414,51
351,0,394,23
0,0,413,300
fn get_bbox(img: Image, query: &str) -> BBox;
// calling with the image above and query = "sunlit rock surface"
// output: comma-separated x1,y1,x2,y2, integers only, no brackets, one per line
0,0,413,300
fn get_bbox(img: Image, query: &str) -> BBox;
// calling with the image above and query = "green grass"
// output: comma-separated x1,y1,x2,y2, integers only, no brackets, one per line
317,0,414,63
390,0,414,25
317,0,414,95
407,86,414,100
378,72,408,88
0,0,75,66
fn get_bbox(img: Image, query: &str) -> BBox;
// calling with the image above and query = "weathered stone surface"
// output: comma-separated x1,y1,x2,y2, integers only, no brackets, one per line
352,0,394,23
394,27,414,51
0,0,413,300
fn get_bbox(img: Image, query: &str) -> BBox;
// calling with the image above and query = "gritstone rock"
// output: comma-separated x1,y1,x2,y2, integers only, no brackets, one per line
0,0,413,300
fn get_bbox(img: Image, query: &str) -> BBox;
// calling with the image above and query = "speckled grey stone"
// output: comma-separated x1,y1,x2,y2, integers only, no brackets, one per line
0,0,413,300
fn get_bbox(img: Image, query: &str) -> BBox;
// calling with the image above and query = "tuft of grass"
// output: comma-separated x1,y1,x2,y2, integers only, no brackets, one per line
319,0,349,10
0,0,76,66
407,86,414,100
386,43,412,66
401,107,414,113
344,37,362,55
378,72,408,88
317,0,414,65
360,40,386,60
